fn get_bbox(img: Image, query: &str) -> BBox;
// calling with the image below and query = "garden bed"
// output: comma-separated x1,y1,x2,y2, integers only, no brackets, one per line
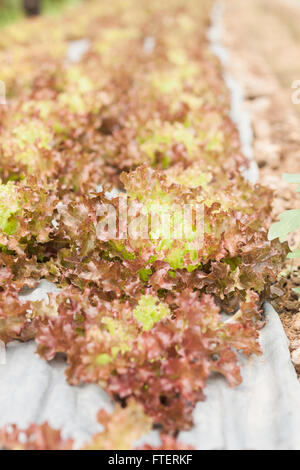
0,0,297,450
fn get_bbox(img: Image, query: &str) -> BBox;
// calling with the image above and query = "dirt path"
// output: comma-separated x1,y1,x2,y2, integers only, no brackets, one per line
221,0,300,370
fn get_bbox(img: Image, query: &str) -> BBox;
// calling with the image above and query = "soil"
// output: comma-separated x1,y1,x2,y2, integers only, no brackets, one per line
221,0,300,370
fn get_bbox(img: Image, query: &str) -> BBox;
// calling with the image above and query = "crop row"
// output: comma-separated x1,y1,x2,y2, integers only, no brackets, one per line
0,0,287,448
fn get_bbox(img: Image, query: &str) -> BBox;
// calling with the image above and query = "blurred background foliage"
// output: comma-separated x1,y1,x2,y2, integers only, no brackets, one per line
0,0,80,26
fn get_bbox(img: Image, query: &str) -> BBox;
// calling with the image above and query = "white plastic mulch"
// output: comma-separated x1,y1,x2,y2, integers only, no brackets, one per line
0,3,299,450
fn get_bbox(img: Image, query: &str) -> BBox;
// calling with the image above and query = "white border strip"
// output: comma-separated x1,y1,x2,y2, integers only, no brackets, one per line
208,2,259,184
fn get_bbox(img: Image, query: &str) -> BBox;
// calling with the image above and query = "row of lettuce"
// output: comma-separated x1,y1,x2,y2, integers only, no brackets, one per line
0,0,287,449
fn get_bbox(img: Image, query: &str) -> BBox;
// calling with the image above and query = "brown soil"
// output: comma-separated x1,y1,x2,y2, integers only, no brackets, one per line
221,0,300,369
